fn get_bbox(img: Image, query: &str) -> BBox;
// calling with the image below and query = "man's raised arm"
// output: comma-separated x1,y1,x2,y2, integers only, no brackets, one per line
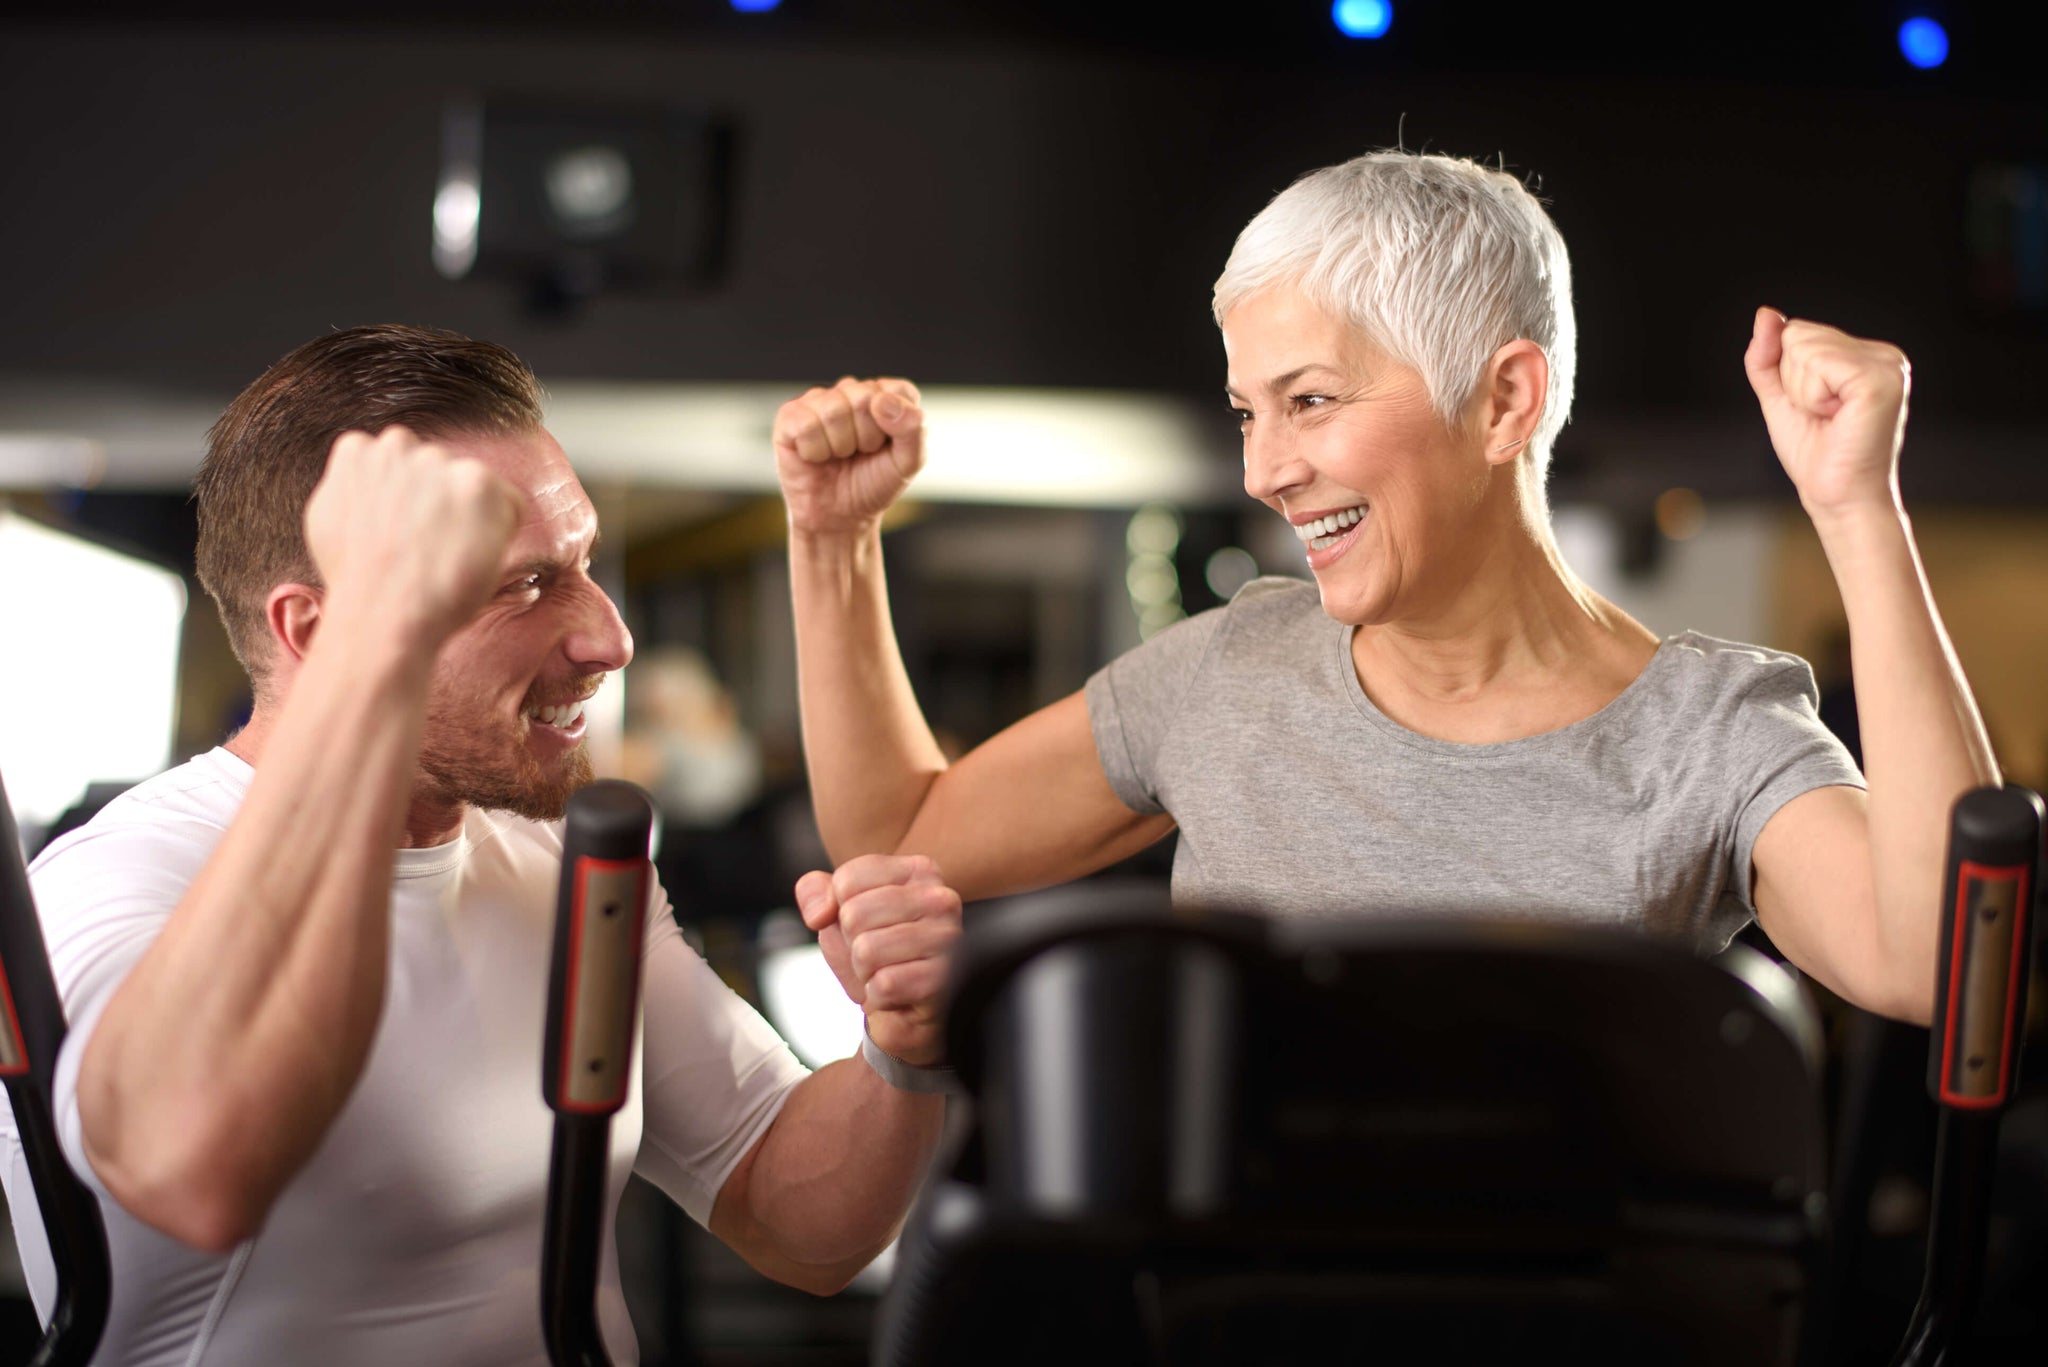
74,428,520,1250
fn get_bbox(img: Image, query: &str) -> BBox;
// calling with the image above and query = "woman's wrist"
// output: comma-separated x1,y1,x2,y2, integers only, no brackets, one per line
787,515,884,553
1805,495,1914,573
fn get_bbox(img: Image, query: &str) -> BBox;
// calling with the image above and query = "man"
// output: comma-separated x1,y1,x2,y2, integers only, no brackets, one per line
0,324,960,1364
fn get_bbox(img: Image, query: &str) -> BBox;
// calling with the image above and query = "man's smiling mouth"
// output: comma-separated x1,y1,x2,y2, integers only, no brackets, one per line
522,698,588,728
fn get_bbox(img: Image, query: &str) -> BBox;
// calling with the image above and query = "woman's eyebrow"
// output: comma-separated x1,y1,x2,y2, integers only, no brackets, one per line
1227,364,1340,403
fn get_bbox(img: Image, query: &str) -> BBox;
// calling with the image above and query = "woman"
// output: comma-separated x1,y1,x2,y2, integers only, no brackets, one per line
772,151,1998,1025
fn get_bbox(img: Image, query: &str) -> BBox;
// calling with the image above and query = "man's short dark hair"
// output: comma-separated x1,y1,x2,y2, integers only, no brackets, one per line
194,324,544,689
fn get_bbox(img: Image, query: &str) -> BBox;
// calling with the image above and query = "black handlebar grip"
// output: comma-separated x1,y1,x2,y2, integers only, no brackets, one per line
1,772,112,1367
542,782,655,1117
1927,786,2043,1110
0,780,64,1088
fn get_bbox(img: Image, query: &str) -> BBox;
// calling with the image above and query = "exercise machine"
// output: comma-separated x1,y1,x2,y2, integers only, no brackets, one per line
0,770,110,1367
877,785,2042,1366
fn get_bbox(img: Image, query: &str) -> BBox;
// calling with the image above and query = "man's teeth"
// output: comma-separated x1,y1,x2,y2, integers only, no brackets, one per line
1294,505,1367,547
523,699,587,728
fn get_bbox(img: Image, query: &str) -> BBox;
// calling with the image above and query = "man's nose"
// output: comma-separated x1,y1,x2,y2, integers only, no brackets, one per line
566,580,634,674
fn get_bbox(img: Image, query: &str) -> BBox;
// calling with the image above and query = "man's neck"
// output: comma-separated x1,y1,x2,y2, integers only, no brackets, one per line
226,706,467,850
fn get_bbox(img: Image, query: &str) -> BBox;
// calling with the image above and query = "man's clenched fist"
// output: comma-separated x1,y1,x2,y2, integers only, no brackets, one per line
795,854,962,1068
304,425,524,647
773,377,926,537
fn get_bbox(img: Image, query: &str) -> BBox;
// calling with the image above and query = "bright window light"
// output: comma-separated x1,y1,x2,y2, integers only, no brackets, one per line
0,510,185,831
756,911,865,1068
1333,0,1393,39
1898,17,1949,69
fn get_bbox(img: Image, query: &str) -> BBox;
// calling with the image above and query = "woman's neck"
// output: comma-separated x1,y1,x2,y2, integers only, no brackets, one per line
1350,494,1658,740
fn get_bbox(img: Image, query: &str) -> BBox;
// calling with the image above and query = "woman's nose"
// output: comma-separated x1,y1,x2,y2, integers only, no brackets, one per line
1241,424,1307,502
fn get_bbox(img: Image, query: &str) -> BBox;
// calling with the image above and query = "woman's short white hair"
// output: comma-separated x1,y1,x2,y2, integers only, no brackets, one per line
1213,150,1577,488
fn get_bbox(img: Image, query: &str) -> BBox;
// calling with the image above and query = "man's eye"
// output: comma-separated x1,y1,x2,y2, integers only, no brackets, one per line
505,575,542,594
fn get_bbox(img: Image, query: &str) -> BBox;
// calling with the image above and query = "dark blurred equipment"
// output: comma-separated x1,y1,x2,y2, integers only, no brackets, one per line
1965,163,2048,323
542,781,657,1367
0,770,110,1367
884,787,2044,1367
31,782,135,860
435,97,733,314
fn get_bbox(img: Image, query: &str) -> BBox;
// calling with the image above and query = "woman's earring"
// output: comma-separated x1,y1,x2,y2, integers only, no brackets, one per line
1493,436,1528,453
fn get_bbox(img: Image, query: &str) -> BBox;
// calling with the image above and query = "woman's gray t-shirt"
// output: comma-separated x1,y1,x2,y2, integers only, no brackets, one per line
1084,577,1865,954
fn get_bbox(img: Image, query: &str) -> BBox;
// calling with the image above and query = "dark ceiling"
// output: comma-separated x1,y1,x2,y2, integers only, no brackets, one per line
2,4,2044,502
15,1,2048,87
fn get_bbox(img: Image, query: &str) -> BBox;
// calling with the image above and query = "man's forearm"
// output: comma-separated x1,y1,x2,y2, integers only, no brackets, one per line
790,523,950,862
1819,502,2000,997
78,615,436,1250
716,1056,944,1288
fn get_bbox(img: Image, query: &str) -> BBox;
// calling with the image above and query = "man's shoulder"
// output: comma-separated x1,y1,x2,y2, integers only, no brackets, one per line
31,749,249,874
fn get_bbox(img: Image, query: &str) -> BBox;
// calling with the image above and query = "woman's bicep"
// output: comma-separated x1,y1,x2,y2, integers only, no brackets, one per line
896,691,1175,901
1751,785,1914,1017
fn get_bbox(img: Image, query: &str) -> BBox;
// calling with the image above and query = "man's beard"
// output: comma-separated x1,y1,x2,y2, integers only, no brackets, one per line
416,677,600,822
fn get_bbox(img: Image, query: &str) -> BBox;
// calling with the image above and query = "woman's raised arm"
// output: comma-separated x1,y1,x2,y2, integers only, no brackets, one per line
1744,310,2001,1022
780,379,1174,899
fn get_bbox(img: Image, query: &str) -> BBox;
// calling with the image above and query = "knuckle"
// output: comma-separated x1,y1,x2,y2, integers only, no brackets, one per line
867,964,907,1005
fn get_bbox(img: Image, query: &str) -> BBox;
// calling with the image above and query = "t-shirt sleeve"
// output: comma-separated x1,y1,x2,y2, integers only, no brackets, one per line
1725,655,1867,912
1084,605,1229,816
31,818,219,1203
632,896,809,1229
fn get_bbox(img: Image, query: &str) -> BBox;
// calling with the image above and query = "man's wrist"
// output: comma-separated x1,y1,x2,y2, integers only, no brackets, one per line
860,1025,962,1096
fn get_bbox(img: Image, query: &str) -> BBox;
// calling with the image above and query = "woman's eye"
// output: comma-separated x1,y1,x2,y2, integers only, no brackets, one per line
1230,407,1254,429
1290,393,1331,413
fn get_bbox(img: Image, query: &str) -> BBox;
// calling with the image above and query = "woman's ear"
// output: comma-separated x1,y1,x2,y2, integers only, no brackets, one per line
263,582,325,671
1480,339,1549,467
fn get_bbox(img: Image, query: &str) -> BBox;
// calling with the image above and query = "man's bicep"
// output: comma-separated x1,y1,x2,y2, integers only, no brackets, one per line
902,691,1175,902
634,927,807,1227
1751,784,1886,1006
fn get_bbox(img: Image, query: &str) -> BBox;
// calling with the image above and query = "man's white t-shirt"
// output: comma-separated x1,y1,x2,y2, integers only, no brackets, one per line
0,748,812,1366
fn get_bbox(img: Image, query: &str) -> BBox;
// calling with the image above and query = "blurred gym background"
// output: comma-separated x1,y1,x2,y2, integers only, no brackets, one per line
2,1,2045,1361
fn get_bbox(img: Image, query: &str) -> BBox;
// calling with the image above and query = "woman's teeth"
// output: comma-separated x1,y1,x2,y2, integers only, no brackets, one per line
1294,505,1366,550
524,699,587,728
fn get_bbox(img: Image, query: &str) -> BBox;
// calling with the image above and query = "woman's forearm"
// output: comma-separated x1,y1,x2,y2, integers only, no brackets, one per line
790,522,951,862
1817,500,2000,989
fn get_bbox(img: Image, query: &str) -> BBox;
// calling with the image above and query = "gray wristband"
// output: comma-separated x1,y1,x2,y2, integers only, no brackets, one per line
860,1029,963,1095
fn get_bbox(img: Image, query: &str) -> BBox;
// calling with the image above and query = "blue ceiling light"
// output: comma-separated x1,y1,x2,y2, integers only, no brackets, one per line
1333,0,1393,40
730,0,782,13
1898,16,1949,69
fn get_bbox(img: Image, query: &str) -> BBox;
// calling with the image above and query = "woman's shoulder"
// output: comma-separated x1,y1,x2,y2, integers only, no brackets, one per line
1641,630,1826,719
1097,574,1325,696
1219,574,1326,631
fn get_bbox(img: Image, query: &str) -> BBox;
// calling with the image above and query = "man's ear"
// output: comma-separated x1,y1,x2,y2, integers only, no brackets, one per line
263,582,325,670
1479,339,1550,468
